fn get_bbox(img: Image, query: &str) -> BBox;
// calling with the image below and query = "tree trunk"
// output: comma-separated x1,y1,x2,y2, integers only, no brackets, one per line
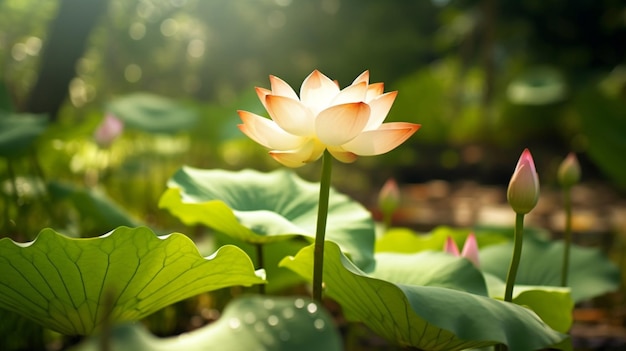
24,0,108,120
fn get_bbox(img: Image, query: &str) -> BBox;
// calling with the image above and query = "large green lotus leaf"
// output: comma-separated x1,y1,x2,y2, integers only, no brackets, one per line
480,235,620,303
159,187,298,244
0,111,48,158
0,226,265,335
484,274,573,333
72,296,341,351
281,242,568,351
375,226,508,253
106,93,197,134
160,167,375,269
371,251,488,296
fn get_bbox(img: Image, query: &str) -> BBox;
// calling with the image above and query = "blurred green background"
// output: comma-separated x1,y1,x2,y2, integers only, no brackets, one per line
0,0,625,234
0,1,625,350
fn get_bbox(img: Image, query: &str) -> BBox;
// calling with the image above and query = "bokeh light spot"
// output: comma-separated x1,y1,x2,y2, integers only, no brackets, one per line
160,18,179,37
11,43,27,61
124,64,142,82
24,37,42,56
187,39,205,58
129,22,146,40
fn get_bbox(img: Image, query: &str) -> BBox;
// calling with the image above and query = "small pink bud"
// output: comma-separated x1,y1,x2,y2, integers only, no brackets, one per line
557,152,580,188
94,113,124,148
378,178,400,215
443,236,460,256
461,233,480,267
507,148,540,214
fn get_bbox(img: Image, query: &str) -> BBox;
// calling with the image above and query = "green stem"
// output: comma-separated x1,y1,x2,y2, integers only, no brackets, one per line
382,211,392,231
561,188,572,286
313,150,333,302
504,213,525,302
256,243,265,295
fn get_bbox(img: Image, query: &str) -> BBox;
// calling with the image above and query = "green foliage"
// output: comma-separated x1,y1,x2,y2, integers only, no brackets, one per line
371,251,488,295
160,167,376,270
375,226,508,253
0,226,265,335
72,296,342,351
573,86,626,190
106,93,198,134
484,274,573,333
389,58,485,144
281,241,569,350
376,227,576,333
480,234,620,303
511,287,573,334
47,181,141,235
0,111,48,158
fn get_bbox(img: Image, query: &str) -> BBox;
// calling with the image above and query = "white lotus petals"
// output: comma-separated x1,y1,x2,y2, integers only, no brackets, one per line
238,70,420,167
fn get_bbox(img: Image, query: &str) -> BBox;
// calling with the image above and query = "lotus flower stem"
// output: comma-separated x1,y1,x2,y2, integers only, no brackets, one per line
504,213,525,302
256,243,266,295
561,189,572,286
313,149,333,302
557,152,579,287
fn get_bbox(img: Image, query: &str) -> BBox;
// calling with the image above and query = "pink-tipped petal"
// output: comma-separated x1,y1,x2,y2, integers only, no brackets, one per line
266,95,315,136
461,233,480,267
515,148,537,174
269,75,299,100
316,102,370,146
365,82,385,101
237,110,305,150
352,70,370,85
300,70,340,112
364,91,398,130
342,122,420,156
444,236,460,256
331,82,368,105
255,87,272,110
328,147,358,163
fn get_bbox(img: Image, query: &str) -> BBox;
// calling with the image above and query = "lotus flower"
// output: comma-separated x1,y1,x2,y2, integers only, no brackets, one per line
378,178,400,214
94,113,124,148
507,148,540,215
557,152,581,188
237,70,420,167
444,233,480,267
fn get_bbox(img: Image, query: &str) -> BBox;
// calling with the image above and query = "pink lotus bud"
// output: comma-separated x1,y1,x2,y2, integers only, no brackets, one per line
94,113,124,148
461,233,480,267
378,178,400,215
444,234,480,267
444,236,460,256
557,152,580,188
507,148,540,214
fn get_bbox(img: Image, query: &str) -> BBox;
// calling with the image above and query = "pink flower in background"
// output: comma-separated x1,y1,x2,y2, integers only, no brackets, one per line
94,113,124,148
237,70,420,167
444,233,480,267
378,178,400,214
